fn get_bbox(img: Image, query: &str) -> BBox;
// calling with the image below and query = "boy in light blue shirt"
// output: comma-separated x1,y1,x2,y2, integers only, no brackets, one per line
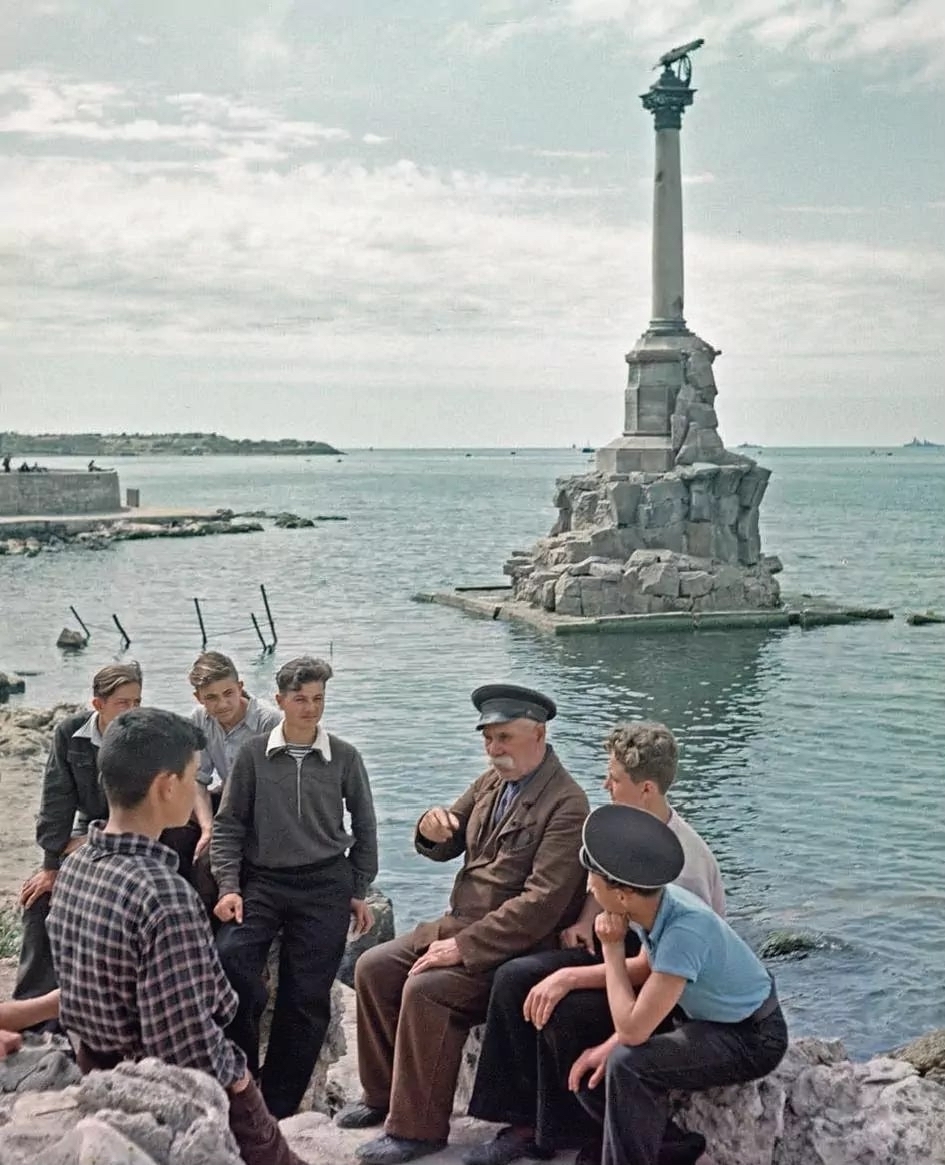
568,805,788,1165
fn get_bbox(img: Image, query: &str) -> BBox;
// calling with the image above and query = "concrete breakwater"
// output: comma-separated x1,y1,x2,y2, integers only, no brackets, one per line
0,509,345,557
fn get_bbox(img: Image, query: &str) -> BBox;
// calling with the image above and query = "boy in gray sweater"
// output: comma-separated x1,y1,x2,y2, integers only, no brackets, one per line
211,656,378,1118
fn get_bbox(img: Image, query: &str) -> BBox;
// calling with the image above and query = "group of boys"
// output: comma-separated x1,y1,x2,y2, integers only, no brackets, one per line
4,661,788,1165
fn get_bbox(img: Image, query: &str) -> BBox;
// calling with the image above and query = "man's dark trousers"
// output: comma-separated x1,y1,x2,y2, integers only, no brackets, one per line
217,856,353,1119
576,1004,789,1165
468,948,619,1150
13,895,57,1000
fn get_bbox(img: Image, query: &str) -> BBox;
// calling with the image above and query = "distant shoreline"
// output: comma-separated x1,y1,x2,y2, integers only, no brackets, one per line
0,432,342,457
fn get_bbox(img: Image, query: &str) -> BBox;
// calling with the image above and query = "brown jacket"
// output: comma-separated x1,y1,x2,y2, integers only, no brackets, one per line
413,745,589,974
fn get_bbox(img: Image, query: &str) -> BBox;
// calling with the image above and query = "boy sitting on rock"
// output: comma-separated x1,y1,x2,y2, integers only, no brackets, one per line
46,707,302,1165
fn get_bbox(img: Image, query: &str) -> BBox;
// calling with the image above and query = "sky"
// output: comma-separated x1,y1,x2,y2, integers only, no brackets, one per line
0,1,943,448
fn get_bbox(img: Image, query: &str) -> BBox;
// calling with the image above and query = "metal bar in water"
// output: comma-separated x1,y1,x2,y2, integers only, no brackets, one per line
68,606,91,641
260,584,277,647
193,598,208,649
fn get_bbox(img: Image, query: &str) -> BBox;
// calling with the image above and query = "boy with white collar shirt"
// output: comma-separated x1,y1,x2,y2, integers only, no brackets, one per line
211,655,378,1120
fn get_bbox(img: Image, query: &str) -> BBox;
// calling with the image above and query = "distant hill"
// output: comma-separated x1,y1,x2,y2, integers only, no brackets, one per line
0,432,342,457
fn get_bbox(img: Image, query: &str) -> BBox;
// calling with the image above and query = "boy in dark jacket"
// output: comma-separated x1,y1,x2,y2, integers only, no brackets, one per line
212,655,378,1119
14,662,143,1001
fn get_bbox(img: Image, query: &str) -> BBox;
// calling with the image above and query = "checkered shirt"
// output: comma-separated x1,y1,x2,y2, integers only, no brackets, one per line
47,824,245,1088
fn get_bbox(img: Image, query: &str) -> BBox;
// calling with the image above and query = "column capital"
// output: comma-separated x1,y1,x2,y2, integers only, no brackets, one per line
641,67,695,131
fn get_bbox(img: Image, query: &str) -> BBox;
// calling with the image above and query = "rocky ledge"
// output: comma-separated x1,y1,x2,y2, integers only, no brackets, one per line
0,516,264,557
2,992,945,1165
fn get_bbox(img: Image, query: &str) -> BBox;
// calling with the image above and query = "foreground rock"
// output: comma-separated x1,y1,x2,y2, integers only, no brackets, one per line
5,997,945,1165
0,705,85,764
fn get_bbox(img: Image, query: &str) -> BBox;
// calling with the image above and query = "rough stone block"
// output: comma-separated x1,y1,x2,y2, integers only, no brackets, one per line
554,575,583,617
567,556,607,576
679,570,713,598
718,494,741,525
737,466,771,509
686,403,718,429
686,522,713,559
580,579,621,618
541,580,556,611
619,588,657,615
638,561,680,598
606,480,642,525
715,466,743,495
627,549,663,567
711,525,739,563
588,562,625,580
671,414,688,454
588,528,627,560
571,489,607,531
688,485,714,523
763,555,784,574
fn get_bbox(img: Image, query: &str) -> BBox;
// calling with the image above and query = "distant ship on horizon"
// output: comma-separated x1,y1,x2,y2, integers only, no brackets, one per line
903,437,944,448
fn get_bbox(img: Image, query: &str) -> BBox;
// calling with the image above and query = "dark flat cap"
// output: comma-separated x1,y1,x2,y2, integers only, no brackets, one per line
581,804,684,889
471,683,557,730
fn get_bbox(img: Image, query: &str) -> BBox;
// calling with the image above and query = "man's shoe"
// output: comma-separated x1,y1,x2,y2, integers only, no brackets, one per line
461,1127,554,1165
355,1134,447,1164
574,1140,602,1165
335,1101,389,1129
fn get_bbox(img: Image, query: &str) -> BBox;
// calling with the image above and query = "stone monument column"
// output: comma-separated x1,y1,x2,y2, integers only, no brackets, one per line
597,42,702,475
645,67,693,334
503,39,783,621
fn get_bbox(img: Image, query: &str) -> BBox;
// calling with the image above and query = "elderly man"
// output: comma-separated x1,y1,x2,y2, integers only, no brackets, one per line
464,721,725,1165
337,684,589,1165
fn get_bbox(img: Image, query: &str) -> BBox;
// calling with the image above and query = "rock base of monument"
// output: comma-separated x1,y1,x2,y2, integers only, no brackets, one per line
502,463,782,621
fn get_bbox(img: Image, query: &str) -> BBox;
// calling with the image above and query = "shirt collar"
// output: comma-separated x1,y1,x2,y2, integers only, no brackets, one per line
85,822,180,871
72,710,104,747
642,887,673,946
266,721,331,761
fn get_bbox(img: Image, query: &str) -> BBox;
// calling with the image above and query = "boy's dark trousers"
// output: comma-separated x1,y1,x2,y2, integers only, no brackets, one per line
575,996,789,1165
468,931,643,1150
216,855,353,1118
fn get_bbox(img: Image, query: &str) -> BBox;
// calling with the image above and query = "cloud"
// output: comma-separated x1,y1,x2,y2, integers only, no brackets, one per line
0,63,942,436
780,204,873,214
363,133,391,145
452,0,945,83
0,71,348,154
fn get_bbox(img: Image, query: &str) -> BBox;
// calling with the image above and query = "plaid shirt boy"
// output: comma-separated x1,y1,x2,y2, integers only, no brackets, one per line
47,823,245,1087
